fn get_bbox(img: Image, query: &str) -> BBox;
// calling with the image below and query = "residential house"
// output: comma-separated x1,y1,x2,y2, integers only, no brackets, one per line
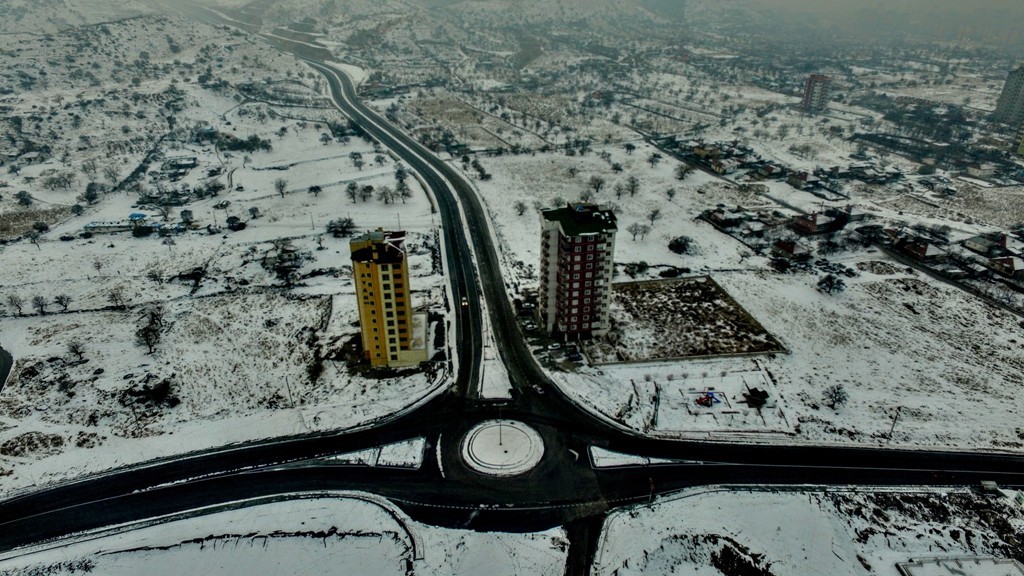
963,233,1008,257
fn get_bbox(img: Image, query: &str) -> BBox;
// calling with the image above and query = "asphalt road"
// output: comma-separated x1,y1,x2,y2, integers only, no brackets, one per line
3,1,1024,565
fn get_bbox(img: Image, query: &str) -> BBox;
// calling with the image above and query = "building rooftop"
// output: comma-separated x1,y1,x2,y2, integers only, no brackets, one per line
542,203,618,236
350,229,407,265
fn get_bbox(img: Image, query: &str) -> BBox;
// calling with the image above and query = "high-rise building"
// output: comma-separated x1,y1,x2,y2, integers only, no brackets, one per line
351,229,428,367
994,65,1024,127
539,203,617,340
801,74,832,113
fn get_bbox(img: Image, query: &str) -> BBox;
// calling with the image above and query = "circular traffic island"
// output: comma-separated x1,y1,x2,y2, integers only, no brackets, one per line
460,419,545,477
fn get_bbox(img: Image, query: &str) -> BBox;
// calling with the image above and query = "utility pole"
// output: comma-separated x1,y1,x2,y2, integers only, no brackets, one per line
886,407,902,445
284,376,294,409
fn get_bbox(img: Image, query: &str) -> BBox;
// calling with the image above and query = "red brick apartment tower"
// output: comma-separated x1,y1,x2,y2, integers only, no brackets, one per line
539,203,617,340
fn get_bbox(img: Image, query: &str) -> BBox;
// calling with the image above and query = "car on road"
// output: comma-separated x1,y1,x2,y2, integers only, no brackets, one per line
461,296,469,307
532,384,545,394
523,322,537,331
547,342,561,351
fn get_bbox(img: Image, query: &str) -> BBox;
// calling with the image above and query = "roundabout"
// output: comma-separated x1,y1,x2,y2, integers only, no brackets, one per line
460,420,545,477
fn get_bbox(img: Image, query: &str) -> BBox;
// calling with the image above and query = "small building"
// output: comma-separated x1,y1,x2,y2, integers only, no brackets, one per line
772,239,810,259
793,213,836,235
756,164,785,179
990,256,1024,278
787,172,821,190
963,233,1008,257
967,163,998,179
897,237,946,261
707,208,744,228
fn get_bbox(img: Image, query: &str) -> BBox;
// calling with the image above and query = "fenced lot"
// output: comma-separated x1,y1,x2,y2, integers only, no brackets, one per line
588,277,785,364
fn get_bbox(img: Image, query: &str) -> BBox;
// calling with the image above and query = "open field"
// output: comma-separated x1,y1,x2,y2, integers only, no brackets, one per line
589,277,785,363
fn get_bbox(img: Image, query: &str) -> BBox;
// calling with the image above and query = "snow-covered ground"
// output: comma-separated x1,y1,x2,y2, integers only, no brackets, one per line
0,17,453,496
0,494,568,576
595,487,1024,576
459,141,1024,452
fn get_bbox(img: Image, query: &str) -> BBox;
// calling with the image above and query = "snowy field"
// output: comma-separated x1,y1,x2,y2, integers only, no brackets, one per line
0,495,568,576
460,143,1024,452
594,487,1024,576
0,16,452,496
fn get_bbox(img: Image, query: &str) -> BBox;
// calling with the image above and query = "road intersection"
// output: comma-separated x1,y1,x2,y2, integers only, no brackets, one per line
2,5,1023,574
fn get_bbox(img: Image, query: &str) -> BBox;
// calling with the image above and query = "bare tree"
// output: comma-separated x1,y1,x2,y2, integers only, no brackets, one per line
345,182,359,203
6,294,25,315
54,294,72,311
27,230,41,250
67,340,86,361
614,182,625,199
308,185,322,197
647,153,662,167
107,287,127,310
626,175,640,197
674,163,691,180
31,295,47,314
626,222,645,241
248,207,260,219
588,175,606,195
93,260,103,275
374,154,386,167
638,224,652,241
624,143,636,155
81,159,98,176
274,178,287,198
103,164,120,185
360,185,374,202
397,181,412,203
648,208,662,225
666,187,677,202
376,185,395,204
567,166,578,178
823,383,849,409
135,323,161,354
326,217,356,237
514,201,527,216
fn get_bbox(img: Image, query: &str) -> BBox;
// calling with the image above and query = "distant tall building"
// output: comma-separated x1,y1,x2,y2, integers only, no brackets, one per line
351,229,428,367
539,203,617,340
994,65,1024,127
1016,122,1024,156
800,74,832,113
